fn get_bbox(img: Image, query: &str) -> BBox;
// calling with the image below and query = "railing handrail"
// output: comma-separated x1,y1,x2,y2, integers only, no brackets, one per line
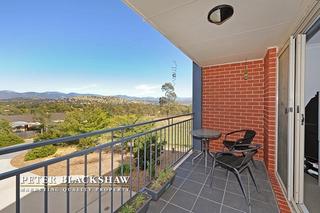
0,117,193,180
0,113,193,156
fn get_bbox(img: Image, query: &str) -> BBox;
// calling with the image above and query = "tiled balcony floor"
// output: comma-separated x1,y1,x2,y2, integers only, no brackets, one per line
147,152,279,213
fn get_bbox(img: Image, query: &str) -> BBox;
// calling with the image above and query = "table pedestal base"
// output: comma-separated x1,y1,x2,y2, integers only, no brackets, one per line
192,139,214,168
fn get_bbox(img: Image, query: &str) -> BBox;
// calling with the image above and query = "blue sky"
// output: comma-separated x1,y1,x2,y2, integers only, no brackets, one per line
0,0,192,97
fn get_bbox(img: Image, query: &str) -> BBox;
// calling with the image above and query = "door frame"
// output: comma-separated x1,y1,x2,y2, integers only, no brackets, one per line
276,38,296,200
294,34,306,205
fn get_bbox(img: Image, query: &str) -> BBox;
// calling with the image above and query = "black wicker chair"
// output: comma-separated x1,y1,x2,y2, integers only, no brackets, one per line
210,144,261,205
223,129,257,168
223,129,256,150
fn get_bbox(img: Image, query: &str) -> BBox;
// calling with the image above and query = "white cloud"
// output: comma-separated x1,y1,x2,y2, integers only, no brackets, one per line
134,84,161,96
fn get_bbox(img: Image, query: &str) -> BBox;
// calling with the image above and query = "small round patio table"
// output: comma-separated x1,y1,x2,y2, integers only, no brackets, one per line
191,128,221,168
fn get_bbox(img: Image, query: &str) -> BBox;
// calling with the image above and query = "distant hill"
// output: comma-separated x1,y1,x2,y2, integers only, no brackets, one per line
0,90,192,105
0,90,98,100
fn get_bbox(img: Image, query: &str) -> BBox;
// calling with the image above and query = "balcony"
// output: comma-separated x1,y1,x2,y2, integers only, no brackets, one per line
0,114,193,213
147,153,278,213
0,113,280,213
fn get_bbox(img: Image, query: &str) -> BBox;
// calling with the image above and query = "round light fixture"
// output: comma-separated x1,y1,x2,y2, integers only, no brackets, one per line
208,5,234,25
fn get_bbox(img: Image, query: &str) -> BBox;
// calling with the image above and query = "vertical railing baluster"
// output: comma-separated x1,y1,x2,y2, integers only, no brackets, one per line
44,165,48,213
178,123,180,159
171,118,173,165
98,150,102,213
183,122,188,153
182,122,185,154
174,123,177,163
111,132,114,212
155,131,158,177
137,138,140,191
165,122,168,169
84,154,87,213
190,120,192,148
149,133,152,181
120,129,124,205
16,174,20,213
67,159,70,213
143,134,147,186
159,129,162,170
130,140,133,198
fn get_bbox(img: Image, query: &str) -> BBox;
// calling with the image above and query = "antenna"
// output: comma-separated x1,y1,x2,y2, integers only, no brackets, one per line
171,61,177,86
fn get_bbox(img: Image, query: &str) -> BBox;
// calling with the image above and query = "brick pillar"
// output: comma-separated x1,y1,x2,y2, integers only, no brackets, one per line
263,47,277,173
264,47,291,213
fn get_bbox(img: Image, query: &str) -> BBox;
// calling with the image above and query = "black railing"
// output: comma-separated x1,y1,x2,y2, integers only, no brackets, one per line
0,113,193,213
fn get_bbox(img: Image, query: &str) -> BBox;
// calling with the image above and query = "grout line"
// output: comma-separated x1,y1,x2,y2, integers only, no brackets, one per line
221,204,247,213
162,186,247,213
189,165,212,212
219,169,229,213
160,199,192,212
159,156,203,213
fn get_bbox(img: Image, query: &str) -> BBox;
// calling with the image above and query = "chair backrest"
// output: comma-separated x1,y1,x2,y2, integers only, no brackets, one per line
237,130,256,145
238,144,261,168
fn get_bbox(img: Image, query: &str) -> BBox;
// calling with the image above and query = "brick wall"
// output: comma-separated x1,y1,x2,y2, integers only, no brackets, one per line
201,47,291,212
202,59,265,160
263,48,277,173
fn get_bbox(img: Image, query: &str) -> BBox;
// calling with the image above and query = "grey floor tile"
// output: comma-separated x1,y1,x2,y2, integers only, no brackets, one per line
228,172,249,184
192,197,221,213
193,165,211,174
221,205,244,213
147,199,167,213
250,199,279,213
211,169,229,179
199,186,224,203
172,176,185,188
249,188,277,206
176,168,191,178
249,178,272,192
252,170,268,181
226,180,248,196
170,190,197,210
223,192,249,212
161,203,189,213
179,161,193,170
188,171,207,183
180,179,203,195
161,187,177,201
205,177,227,190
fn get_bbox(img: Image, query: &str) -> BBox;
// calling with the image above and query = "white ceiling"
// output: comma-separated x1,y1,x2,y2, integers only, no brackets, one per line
123,0,315,67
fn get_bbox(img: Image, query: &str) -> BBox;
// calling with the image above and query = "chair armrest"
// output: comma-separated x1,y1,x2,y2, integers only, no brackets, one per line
224,129,249,140
232,144,262,153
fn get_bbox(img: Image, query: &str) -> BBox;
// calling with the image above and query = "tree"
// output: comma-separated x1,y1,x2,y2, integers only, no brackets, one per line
31,107,51,133
159,82,177,115
33,107,111,150
0,119,24,147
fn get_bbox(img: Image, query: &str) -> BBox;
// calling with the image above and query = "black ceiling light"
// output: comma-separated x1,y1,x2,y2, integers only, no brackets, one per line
208,5,234,25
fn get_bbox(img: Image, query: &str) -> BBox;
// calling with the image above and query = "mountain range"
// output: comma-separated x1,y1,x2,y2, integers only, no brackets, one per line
0,90,192,104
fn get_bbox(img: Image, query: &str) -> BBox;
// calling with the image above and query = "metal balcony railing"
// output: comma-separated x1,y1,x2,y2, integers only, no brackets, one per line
0,113,193,213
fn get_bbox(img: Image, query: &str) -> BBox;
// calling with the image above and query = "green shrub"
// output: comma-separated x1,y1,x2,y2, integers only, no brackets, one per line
115,163,131,176
0,119,24,147
118,193,147,213
0,133,24,148
77,137,99,150
24,145,57,161
133,135,166,172
149,168,175,190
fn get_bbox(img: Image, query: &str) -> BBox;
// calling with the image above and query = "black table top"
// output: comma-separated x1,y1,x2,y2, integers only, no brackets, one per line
191,128,221,140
